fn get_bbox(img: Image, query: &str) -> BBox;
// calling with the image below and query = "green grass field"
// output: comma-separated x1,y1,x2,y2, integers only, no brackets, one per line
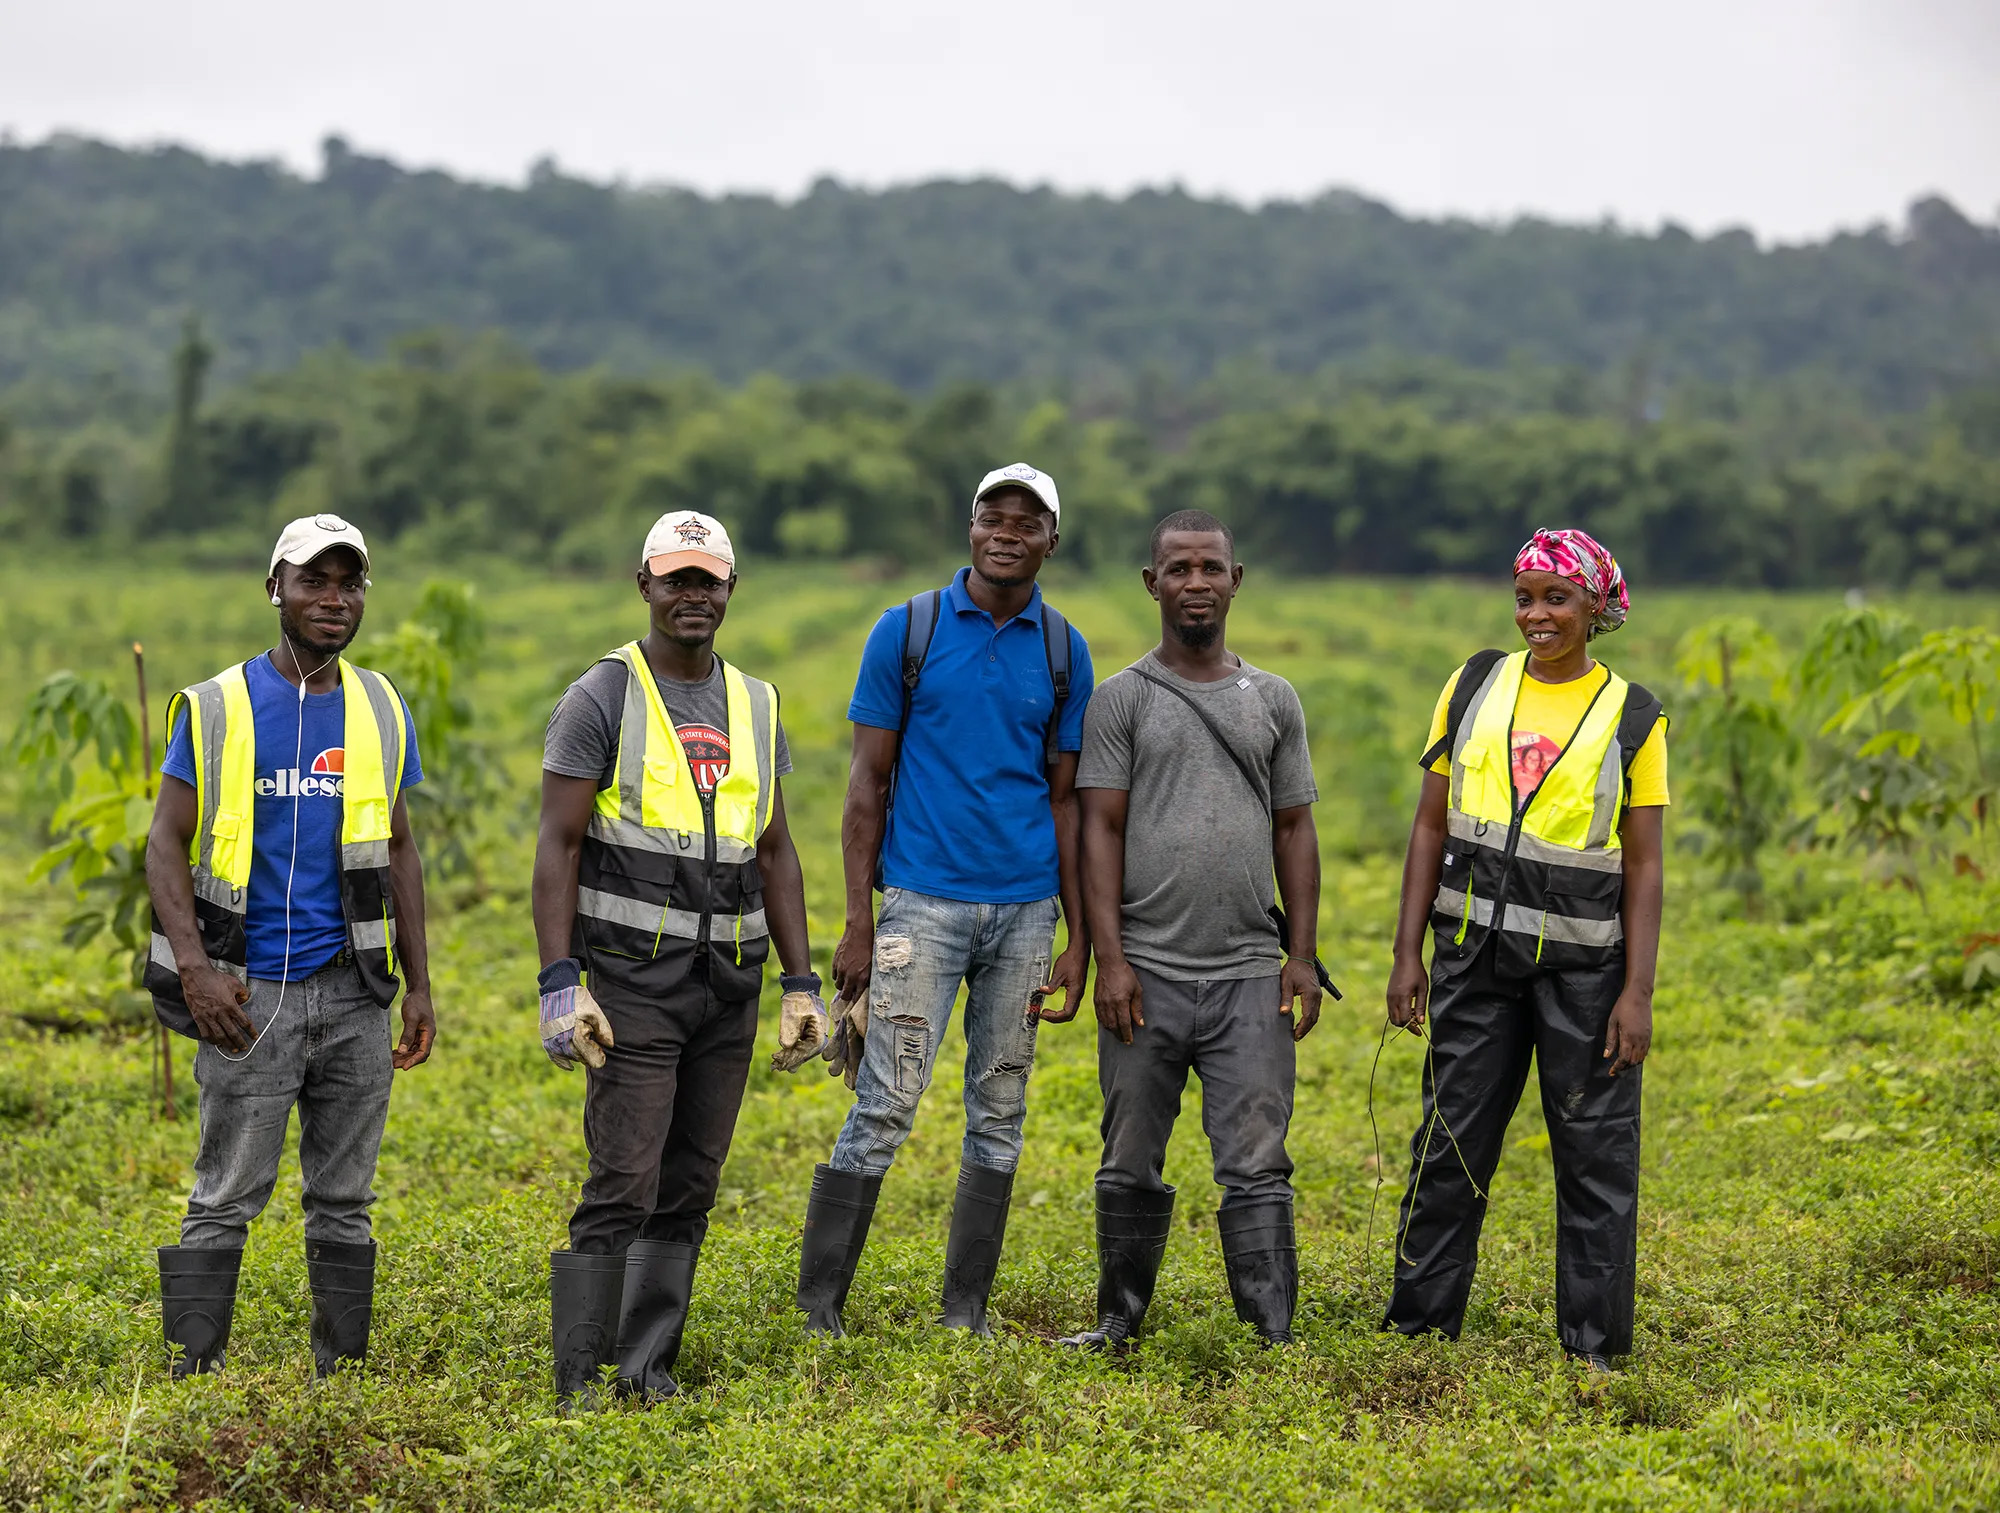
1,564,1997,1511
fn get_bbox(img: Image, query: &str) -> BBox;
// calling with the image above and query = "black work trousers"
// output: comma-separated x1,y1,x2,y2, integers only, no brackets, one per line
569,966,758,1254
1384,933,1640,1357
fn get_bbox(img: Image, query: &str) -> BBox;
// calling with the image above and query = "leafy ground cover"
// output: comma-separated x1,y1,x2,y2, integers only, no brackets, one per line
1,566,1996,1511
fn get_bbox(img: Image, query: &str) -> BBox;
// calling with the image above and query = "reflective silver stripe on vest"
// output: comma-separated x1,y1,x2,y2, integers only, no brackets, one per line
740,669,777,839
586,812,702,856
351,666,405,797
148,932,249,982
1432,886,1624,948
342,839,390,870
185,678,229,879
1447,657,1508,814
577,887,705,940
734,907,770,941
1586,734,1624,851
350,916,398,951
585,811,757,865
614,657,651,822
193,869,248,912
1445,810,1624,874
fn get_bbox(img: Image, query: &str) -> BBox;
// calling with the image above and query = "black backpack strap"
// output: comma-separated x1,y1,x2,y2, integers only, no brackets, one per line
877,588,945,892
898,589,944,739
1617,681,1665,797
1040,603,1072,763
1420,648,1507,770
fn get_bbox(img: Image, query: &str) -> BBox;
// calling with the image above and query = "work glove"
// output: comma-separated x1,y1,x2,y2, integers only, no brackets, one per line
772,974,829,1073
538,958,614,1071
820,993,869,1091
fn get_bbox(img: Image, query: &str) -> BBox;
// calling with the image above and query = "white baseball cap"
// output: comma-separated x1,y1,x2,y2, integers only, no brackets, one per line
643,510,736,579
270,514,370,575
973,463,1061,526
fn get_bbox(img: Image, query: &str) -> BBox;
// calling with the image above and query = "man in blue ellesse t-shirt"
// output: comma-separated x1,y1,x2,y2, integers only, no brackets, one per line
145,515,434,1381
795,463,1095,1339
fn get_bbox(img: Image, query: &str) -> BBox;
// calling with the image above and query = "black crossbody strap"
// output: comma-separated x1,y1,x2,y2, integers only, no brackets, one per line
1129,665,1340,1000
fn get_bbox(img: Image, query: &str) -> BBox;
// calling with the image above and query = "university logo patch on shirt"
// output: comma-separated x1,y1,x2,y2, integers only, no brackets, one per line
256,747,345,798
677,725,731,796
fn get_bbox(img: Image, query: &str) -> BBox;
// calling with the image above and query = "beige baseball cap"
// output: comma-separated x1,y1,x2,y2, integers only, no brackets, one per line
973,463,1061,525
643,510,735,579
271,514,370,574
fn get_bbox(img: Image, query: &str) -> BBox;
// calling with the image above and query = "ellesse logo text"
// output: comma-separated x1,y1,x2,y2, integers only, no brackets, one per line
256,748,345,798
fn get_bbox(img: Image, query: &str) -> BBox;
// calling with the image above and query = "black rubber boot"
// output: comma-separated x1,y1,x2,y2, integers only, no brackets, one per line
797,1164,882,1337
1218,1201,1297,1346
306,1238,375,1377
614,1239,701,1402
1058,1184,1176,1351
159,1245,243,1379
940,1163,1015,1335
551,1251,626,1404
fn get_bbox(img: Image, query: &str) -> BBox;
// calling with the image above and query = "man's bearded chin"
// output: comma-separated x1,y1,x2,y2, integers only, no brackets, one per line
285,608,358,658
1171,618,1221,650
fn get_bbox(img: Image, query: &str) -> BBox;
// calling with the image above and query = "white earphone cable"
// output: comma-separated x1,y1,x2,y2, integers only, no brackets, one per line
216,636,338,1064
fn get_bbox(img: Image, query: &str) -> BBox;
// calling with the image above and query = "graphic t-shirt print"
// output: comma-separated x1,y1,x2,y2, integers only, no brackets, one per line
1510,730,1562,800
677,725,730,795
256,746,345,797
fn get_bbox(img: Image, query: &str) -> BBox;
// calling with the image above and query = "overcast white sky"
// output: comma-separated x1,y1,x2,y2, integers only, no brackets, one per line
3,0,1996,240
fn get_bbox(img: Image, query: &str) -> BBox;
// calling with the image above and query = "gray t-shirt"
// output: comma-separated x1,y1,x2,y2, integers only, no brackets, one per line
543,656,791,812
1077,650,1317,982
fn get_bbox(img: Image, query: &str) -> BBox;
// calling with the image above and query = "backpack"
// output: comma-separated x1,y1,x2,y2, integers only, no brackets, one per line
1422,648,1664,801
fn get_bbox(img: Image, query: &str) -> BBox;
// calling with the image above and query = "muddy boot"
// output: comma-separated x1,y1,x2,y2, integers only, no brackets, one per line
159,1246,243,1379
1058,1185,1176,1351
797,1164,882,1337
1218,1201,1297,1346
615,1238,701,1402
551,1251,625,1405
306,1238,375,1377
940,1163,1014,1335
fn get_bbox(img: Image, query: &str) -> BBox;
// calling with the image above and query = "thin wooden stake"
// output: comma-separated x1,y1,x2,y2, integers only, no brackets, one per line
135,642,174,1122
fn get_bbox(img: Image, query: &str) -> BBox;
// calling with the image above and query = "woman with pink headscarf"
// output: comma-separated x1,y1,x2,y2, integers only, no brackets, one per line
1380,527,1668,1374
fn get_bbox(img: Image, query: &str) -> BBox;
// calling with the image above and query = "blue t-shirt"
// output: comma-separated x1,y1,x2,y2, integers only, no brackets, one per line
849,569,1094,904
162,653,424,981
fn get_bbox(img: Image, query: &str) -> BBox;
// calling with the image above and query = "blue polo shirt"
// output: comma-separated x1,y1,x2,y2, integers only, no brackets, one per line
850,568,1094,904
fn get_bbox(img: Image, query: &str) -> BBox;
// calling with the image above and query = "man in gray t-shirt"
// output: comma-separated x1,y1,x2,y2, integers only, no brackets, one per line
1061,510,1323,1354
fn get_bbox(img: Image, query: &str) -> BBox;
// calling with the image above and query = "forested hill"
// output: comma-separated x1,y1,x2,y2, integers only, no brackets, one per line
5,134,1999,403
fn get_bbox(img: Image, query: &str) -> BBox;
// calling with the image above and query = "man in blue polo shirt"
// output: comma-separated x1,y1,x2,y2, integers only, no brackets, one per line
796,463,1095,1338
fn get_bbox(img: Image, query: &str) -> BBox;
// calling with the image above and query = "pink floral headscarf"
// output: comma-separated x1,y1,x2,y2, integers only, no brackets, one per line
1513,527,1629,637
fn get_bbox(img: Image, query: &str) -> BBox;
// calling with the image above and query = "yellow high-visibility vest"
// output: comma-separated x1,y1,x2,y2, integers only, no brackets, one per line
573,643,780,1000
1431,651,1642,972
145,658,408,1030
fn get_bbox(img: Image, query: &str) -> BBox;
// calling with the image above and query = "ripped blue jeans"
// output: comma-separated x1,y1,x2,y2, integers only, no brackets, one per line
828,888,1059,1178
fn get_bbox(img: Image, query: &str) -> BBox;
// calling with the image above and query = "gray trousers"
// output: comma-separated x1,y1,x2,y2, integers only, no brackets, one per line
1096,967,1296,1207
182,956,393,1250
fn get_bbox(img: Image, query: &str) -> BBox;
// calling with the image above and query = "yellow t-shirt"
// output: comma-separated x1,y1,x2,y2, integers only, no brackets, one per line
1423,662,1669,807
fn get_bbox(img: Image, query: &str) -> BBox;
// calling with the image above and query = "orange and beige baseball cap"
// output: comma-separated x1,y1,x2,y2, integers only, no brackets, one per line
642,511,735,578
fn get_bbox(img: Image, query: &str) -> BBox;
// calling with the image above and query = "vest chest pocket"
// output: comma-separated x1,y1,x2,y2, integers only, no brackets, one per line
1531,861,1624,961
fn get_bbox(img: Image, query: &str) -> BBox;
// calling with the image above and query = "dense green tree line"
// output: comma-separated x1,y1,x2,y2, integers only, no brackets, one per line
3,330,1995,587
3,135,1997,406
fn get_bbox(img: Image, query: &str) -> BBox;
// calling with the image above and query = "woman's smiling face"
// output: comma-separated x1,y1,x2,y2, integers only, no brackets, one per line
1514,569,1594,666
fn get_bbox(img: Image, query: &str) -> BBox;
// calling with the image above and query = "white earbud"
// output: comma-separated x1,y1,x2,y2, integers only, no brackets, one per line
217,635,339,1066
272,594,283,606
